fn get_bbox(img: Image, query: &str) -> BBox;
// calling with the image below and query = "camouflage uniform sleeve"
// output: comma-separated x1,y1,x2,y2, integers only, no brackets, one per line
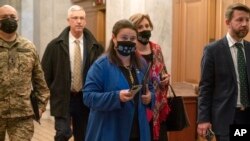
31,45,50,112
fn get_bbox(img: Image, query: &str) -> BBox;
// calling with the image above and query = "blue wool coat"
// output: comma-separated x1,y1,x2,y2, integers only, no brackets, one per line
83,55,155,141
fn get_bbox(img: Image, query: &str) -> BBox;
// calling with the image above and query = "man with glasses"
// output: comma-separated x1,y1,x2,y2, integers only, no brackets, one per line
0,5,50,141
42,5,104,141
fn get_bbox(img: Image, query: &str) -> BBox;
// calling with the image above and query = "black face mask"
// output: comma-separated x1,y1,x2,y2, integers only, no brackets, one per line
137,30,151,45
0,18,18,34
116,41,136,56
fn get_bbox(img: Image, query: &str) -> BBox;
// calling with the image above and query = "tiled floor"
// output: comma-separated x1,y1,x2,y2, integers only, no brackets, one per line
32,119,56,141
5,119,74,141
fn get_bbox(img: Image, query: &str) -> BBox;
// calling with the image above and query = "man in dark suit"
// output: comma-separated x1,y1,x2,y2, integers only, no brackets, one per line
41,5,104,141
197,3,250,141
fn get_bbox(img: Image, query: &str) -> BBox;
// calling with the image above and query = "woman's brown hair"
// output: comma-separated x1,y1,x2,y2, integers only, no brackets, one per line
107,19,142,69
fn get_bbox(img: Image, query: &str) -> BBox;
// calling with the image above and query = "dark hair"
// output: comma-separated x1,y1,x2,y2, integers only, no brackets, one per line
107,19,142,68
225,3,250,21
129,13,154,30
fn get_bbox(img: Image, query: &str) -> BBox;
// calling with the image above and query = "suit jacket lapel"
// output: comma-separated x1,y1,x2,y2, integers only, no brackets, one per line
222,37,237,83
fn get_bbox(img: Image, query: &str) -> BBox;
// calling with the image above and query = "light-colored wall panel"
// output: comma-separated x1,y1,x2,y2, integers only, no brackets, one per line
172,0,210,84
185,0,208,83
216,0,250,41
106,0,172,74
215,0,239,39
36,0,71,57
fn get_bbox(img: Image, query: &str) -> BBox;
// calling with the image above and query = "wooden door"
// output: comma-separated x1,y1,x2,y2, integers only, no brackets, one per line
85,8,106,47
171,0,215,141
73,0,106,47
215,0,250,41
172,0,214,84
172,0,250,141
171,1,212,141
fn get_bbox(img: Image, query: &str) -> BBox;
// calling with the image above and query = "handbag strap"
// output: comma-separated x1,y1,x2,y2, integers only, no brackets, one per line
160,65,176,97
169,84,177,97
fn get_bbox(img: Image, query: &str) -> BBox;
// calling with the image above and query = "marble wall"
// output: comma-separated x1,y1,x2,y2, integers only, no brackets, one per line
7,0,71,58
17,0,71,119
17,0,172,72
18,0,172,73
106,0,172,73
34,0,71,119
10,0,172,119
34,0,72,58
20,0,34,42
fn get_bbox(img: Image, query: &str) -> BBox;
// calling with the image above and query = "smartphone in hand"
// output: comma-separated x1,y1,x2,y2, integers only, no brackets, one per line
129,85,142,95
205,128,215,141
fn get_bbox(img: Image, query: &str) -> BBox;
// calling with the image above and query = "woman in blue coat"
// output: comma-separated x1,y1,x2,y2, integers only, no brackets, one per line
83,19,155,141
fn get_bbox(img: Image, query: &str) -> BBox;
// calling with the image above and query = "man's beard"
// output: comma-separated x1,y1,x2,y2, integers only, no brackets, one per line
234,28,249,39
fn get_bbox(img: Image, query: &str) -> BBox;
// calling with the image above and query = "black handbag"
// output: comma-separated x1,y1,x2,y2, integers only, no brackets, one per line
165,85,190,131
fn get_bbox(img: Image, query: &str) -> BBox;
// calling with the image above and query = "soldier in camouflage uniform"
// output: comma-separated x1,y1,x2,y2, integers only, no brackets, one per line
0,5,50,141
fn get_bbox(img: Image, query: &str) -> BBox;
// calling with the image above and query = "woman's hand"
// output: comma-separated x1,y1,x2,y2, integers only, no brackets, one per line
141,85,151,105
119,89,134,102
160,73,170,86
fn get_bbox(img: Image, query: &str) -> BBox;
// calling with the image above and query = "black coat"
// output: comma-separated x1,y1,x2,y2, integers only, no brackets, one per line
41,27,104,117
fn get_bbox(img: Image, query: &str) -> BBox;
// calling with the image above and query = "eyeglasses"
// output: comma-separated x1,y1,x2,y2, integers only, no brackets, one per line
70,16,85,21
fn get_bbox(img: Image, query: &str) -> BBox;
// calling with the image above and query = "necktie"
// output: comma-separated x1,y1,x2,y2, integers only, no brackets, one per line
72,40,83,92
235,42,249,107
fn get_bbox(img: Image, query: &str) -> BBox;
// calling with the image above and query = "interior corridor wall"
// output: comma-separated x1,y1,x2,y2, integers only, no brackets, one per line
2,0,172,119
106,0,172,73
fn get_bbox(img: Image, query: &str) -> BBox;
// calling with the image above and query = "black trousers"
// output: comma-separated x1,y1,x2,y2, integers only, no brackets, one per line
233,107,250,124
216,107,250,141
54,92,89,141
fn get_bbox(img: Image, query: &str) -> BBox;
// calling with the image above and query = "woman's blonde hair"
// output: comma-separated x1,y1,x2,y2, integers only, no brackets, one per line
129,13,153,30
